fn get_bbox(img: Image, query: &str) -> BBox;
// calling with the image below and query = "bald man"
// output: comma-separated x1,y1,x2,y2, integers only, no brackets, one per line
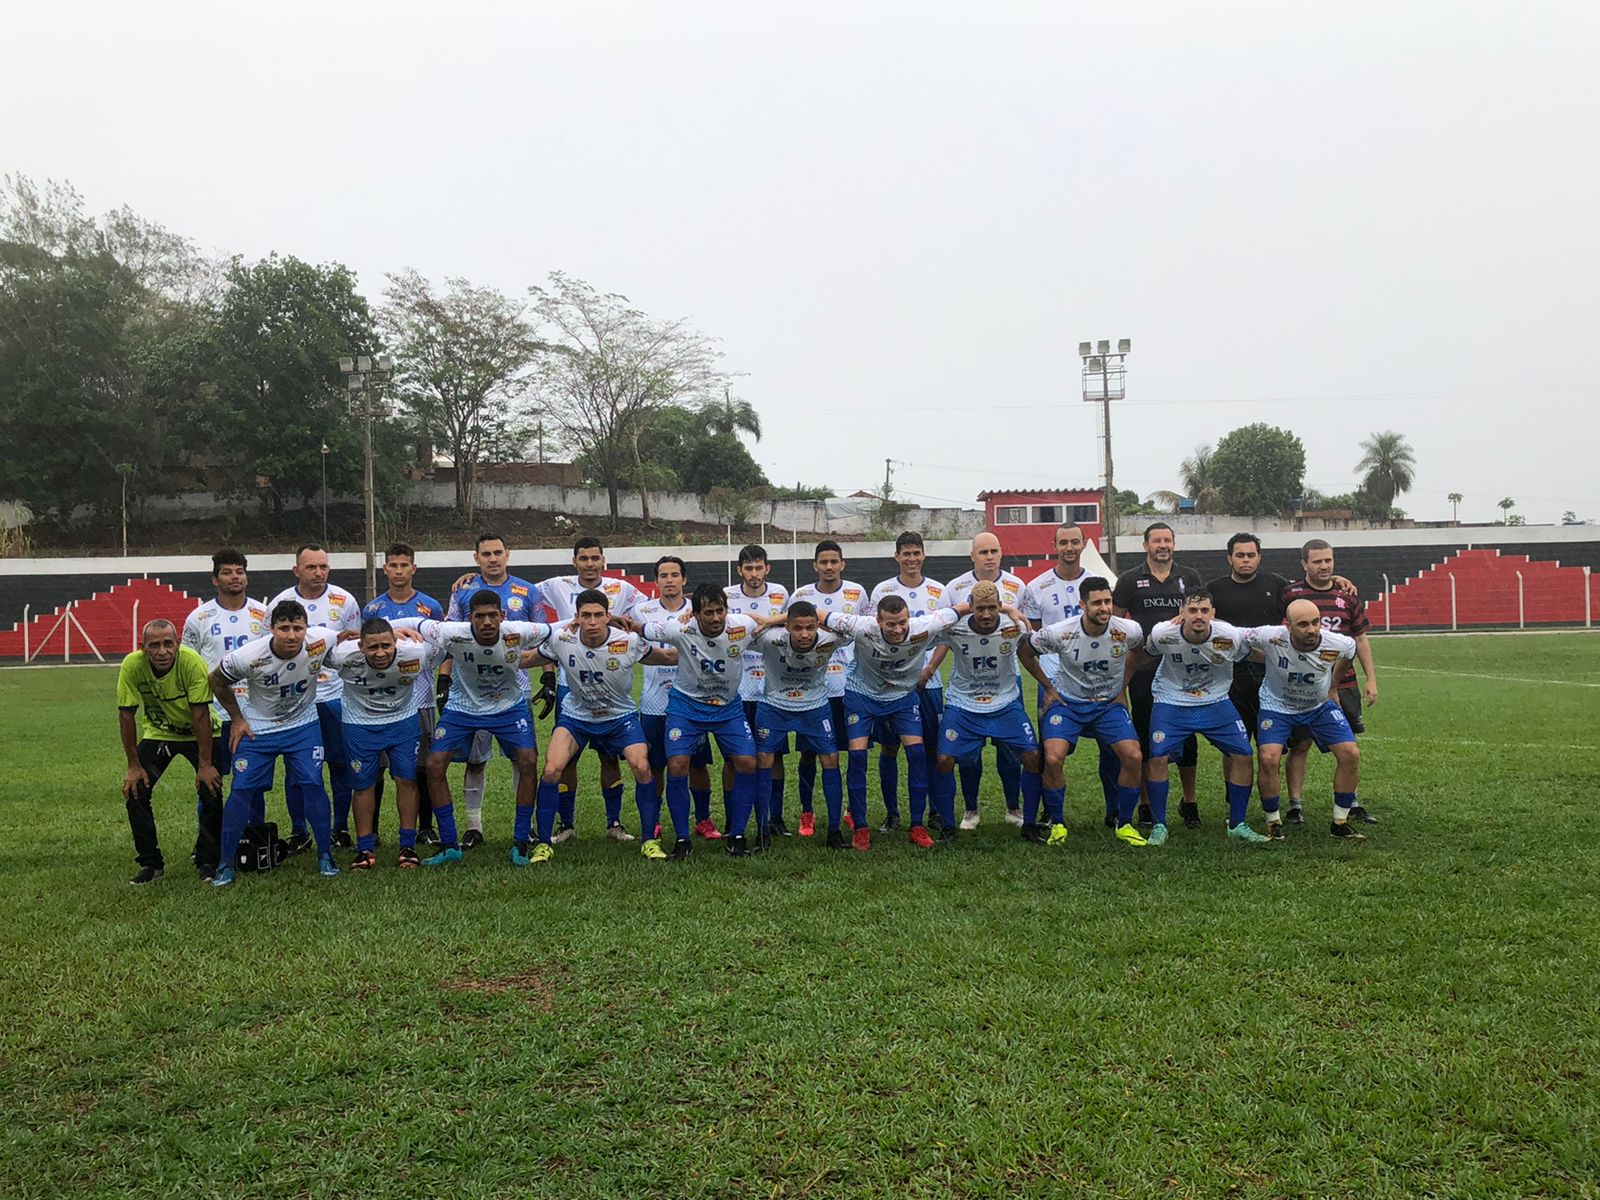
936,531,1027,828
1242,601,1365,840
115,620,224,882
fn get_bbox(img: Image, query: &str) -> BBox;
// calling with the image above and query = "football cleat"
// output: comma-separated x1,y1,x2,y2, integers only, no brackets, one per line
1180,802,1202,830
908,825,935,849
959,810,980,831
417,827,442,846
1046,823,1069,847
668,837,694,861
877,814,902,832
826,828,848,850
852,825,871,852
551,823,576,845
1145,823,1169,847
768,818,792,838
1286,803,1305,825
1004,809,1025,827
1227,823,1271,844
725,835,751,858
461,829,485,851
1330,821,1367,841
937,824,960,844
1349,805,1378,825
284,831,314,858
332,828,354,850
508,842,532,867
693,818,722,840
606,822,636,843
531,842,556,864
1020,822,1048,845
422,846,463,867
211,866,237,888
318,852,340,877
130,866,163,885
798,812,816,838
1114,823,1148,847
842,812,855,831
640,838,668,861
1136,802,1155,827
1266,822,1286,841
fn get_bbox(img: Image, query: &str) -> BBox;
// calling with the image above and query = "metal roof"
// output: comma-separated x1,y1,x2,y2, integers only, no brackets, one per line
976,487,1103,501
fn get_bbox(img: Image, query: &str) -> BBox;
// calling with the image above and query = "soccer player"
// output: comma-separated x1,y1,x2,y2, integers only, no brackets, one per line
822,594,986,849
268,544,361,849
725,544,789,834
1244,600,1366,840
538,536,649,841
635,556,718,838
397,591,552,868
444,532,544,848
362,542,444,843
787,540,866,837
751,600,843,847
636,583,780,858
929,581,1044,848
530,590,673,862
1020,522,1122,827
327,617,441,869
181,548,270,830
939,531,1027,829
116,620,223,883
208,600,339,886
1018,577,1149,847
1134,591,1263,845
1281,539,1380,825
867,531,947,832
1112,522,1206,828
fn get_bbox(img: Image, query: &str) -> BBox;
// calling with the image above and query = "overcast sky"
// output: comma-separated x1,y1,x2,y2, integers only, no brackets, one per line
6,1,1597,525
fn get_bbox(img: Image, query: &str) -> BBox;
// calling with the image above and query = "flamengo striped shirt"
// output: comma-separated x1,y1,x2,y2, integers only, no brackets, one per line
1277,580,1369,691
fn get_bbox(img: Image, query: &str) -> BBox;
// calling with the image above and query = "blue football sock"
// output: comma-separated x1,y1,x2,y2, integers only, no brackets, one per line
1226,781,1252,827
433,802,459,848
753,767,772,834
1334,790,1357,818
1021,767,1042,825
602,784,624,826
536,781,560,844
691,786,711,823
730,771,758,838
219,786,261,865
513,800,534,845
822,765,843,831
997,744,1021,809
1261,793,1282,814
399,827,417,849
1116,784,1140,825
302,782,332,853
330,763,353,831
666,774,692,839
934,769,958,829
558,788,576,827
357,832,376,853
1044,786,1066,825
770,772,785,823
286,782,308,836
1097,744,1120,816
846,750,869,827
958,760,982,810
797,755,817,813
1148,779,1170,826
248,794,267,825
906,751,929,827
635,777,661,840
879,754,900,818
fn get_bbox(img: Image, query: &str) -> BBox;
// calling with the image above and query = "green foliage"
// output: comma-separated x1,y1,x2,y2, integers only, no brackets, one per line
575,404,769,497
767,483,835,502
1208,423,1308,517
1356,430,1417,508
1115,487,1163,516
1178,444,1219,512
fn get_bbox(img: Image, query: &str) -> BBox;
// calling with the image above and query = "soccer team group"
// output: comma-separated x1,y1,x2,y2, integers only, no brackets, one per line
114,522,1379,886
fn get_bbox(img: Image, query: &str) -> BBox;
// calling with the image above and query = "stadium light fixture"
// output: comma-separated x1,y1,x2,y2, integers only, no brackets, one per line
1078,341,1092,357
338,356,354,374
356,355,372,372
1117,338,1131,354
1096,339,1110,355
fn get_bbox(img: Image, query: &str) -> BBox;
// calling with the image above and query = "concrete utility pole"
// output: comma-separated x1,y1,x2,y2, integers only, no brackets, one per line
338,354,396,602
1079,339,1130,572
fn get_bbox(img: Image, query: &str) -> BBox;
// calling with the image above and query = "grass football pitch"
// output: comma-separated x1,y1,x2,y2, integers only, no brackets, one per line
2,633,1598,1199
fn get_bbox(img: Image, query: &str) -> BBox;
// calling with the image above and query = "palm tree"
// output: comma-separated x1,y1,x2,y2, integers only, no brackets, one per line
701,386,762,443
1178,444,1218,513
1356,431,1417,509
1447,491,1462,523
1146,490,1185,514
1497,496,1516,523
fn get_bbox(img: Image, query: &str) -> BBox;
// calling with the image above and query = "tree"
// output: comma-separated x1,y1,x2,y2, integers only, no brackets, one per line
1356,430,1417,509
205,255,383,522
702,387,761,442
531,272,725,526
1178,444,1219,513
1207,423,1308,518
1497,497,1516,524
1448,492,1463,523
381,269,542,524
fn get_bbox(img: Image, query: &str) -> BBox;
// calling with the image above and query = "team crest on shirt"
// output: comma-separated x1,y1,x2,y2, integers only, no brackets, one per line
607,658,620,670
504,650,517,664
1319,649,1340,662
508,597,525,612
1111,645,1125,658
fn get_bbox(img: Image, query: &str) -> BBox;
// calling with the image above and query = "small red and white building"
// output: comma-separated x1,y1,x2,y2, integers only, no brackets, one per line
977,487,1105,559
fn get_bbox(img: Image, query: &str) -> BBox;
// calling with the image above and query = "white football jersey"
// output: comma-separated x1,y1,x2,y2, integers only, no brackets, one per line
633,596,693,716
754,626,840,712
1020,568,1093,681
542,574,647,622
830,609,959,702
640,613,757,708
1148,619,1253,706
216,630,335,734
1029,616,1145,703
937,614,1028,713
789,580,866,698
183,597,269,718
1247,625,1357,715
867,576,946,691
538,626,650,723
327,639,440,725
400,619,552,716
725,583,789,700
267,584,361,703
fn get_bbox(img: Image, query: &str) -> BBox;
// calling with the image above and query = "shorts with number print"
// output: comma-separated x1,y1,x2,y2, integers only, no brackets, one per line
1149,698,1252,758
433,704,537,760
936,698,1038,764
754,700,836,756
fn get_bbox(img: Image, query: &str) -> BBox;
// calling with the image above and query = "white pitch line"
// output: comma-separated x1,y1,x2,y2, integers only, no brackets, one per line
1382,664,1600,689
1361,735,1577,752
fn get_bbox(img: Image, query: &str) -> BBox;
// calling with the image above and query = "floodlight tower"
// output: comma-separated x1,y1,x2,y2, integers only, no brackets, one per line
1079,338,1130,572
338,353,395,602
